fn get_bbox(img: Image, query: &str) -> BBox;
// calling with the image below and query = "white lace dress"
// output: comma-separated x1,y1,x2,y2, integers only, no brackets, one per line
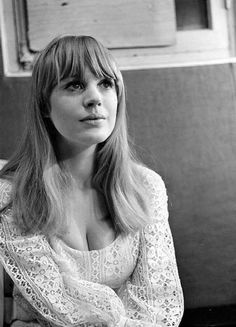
0,168,184,327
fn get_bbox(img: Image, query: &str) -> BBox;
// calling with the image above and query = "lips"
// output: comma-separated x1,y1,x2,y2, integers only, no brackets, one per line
80,113,106,122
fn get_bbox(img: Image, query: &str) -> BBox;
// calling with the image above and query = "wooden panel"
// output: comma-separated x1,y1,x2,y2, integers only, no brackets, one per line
26,0,176,51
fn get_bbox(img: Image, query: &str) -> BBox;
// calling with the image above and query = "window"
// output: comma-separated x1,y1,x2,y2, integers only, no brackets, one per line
0,0,234,76
176,0,209,30
113,0,233,69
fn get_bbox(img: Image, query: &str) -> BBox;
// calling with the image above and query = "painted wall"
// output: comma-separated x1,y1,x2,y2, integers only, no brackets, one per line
0,45,236,308
124,65,236,308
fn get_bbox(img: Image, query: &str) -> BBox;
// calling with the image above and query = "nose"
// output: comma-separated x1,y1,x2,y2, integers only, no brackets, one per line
83,85,101,109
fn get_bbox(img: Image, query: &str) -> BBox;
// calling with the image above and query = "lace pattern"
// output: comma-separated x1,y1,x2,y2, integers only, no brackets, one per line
0,167,184,326
0,178,11,209
50,232,139,290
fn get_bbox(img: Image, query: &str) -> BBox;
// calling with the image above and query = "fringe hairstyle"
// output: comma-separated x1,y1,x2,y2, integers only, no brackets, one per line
0,35,150,235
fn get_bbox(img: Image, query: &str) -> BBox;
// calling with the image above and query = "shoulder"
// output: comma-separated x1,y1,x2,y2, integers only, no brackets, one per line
136,165,167,195
0,178,12,210
135,165,169,221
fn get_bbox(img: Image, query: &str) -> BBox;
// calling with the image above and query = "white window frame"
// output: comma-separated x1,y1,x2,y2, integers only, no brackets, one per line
114,0,235,69
0,0,235,76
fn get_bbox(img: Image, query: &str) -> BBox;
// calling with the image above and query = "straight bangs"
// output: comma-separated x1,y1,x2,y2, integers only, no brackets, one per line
52,36,119,90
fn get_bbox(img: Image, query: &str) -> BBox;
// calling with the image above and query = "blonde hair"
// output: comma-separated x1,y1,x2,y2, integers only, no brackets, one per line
0,35,149,235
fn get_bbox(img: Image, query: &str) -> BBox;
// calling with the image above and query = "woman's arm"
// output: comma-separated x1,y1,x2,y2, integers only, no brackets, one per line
117,169,184,326
0,216,128,326
0,172,184,327
0,179,127,327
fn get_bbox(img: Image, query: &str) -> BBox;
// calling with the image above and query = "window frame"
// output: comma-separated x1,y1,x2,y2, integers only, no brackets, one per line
114,0,235,69
0,0,235,76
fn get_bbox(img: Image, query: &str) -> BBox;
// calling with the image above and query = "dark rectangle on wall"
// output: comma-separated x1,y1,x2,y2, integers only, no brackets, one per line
175,0,209,30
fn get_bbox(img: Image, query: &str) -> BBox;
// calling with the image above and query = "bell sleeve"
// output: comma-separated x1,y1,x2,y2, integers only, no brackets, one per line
117,169,184,327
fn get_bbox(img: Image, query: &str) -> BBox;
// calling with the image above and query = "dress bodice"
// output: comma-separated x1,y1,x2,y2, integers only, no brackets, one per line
0,167,184,326
50,232,139,289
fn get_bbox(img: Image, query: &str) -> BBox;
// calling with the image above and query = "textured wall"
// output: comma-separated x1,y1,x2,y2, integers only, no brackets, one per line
0,50,30,159
124,64,236,308
0,50,236,308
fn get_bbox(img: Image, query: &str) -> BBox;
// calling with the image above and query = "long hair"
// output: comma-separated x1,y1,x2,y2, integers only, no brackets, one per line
0,35,149,235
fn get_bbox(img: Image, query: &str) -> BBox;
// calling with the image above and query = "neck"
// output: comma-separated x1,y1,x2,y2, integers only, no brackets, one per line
56,140,97,189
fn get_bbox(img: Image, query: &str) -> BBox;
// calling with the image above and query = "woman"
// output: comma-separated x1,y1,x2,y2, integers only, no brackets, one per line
0,35,184,326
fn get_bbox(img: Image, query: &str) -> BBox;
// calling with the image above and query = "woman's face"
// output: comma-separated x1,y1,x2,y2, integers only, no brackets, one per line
49,67,118,152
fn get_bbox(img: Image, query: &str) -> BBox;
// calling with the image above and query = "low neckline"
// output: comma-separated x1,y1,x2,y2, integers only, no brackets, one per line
57,233,122,254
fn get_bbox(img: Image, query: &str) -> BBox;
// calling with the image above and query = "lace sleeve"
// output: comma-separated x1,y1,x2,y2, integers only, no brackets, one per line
118,169,184,327
0,212,129,327
0,178,12,210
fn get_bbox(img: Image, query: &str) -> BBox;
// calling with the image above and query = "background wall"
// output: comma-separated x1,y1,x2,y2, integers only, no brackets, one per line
0,47,236,308
124,65,236,308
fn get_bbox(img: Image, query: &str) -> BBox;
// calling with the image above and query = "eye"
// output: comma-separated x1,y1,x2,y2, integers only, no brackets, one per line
65,80,84,91
100,78,115,89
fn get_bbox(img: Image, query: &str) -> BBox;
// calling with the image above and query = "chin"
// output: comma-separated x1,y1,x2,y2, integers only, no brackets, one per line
83,131,113,146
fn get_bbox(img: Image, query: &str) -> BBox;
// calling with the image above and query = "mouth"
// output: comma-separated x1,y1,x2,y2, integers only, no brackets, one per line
80,114,106,122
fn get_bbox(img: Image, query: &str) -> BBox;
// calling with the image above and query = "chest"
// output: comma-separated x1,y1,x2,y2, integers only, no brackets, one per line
52,232,140,289
64,215,116,251
63,190,116,251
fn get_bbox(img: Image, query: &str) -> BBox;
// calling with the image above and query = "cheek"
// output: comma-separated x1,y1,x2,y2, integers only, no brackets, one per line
49,96,70,126
109,101,118,128
109,94,118,117
108,105,118,136
49,94,59,121
50,105,64,123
